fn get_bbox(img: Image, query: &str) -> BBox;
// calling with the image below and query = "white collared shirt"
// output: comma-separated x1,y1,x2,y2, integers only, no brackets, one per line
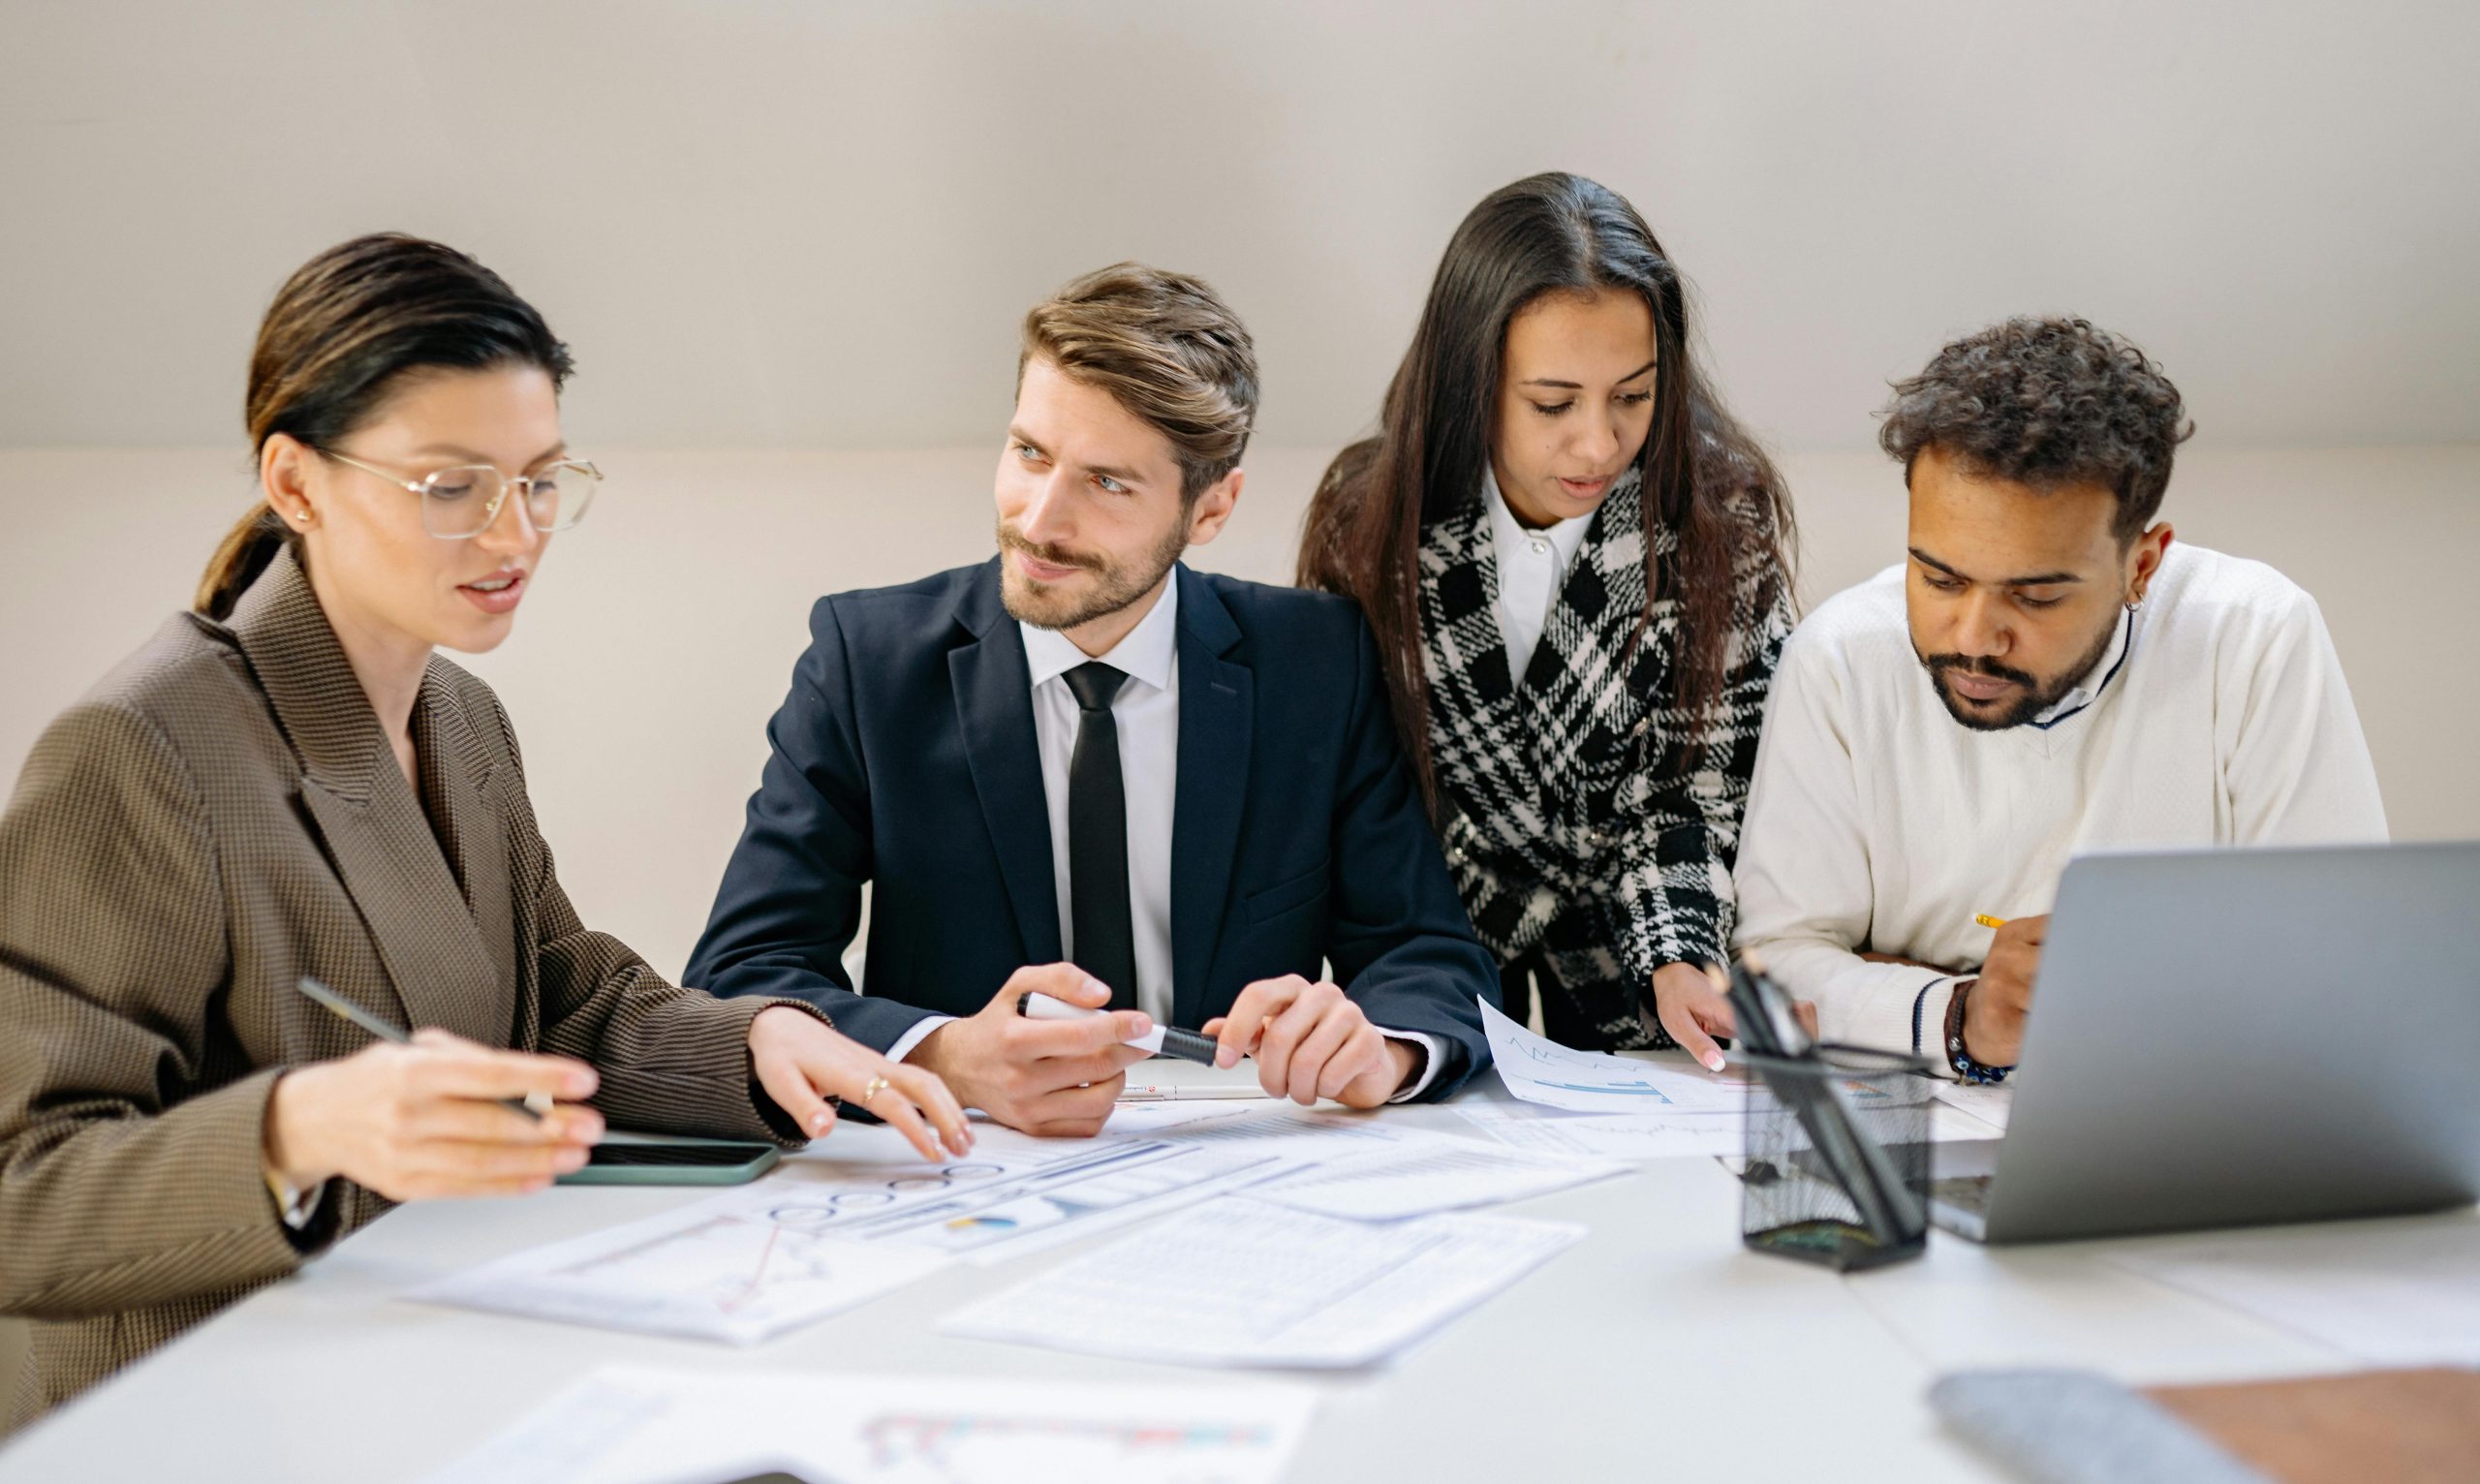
1484,469,1596,678
886,571,1441,1098
1020,575,1186,1026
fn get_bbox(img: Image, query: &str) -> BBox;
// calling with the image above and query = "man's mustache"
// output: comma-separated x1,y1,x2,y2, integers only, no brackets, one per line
1924,654,2037,688
997,525,1105,572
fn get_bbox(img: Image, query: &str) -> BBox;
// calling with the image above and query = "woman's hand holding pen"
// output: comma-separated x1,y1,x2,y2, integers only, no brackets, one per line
262,1030,605,1201
748,1007,974,1161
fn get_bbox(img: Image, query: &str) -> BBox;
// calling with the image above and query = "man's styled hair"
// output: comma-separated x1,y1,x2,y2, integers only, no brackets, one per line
1019,263,1258,501
1879,316,2194,541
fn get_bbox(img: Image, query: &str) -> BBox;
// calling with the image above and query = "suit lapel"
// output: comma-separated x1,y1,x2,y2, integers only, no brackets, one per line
228,550,506,1041
414,668,520,1041
948,560,1063,965
1169,568,1251,1031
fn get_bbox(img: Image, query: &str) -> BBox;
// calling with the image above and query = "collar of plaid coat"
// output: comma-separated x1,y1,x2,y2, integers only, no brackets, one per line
1418,469,1679,891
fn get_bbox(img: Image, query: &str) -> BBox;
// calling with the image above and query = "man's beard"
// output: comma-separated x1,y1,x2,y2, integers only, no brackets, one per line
1915,612,2121,732
996,516,1189,633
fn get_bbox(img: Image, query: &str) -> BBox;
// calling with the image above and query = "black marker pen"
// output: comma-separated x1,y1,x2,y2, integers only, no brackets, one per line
1017,991,1223,1065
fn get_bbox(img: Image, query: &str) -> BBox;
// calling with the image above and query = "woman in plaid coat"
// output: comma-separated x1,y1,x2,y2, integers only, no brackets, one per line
1299,172,1803,1058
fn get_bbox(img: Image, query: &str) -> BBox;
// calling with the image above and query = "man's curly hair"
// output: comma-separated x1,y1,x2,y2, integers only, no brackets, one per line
1879,316,2194,541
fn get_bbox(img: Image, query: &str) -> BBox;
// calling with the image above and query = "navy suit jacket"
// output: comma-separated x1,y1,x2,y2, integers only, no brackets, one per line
686,558,1498,1097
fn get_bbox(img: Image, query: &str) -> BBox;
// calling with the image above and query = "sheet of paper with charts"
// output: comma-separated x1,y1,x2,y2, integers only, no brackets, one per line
409,1202,949,1345
422,1366,1318,1484
1455,1092,2010,1159
941,1197,1586,1368
1477,996,1759,1112
1091,1101,1627,1220
709,1137,1287,1265
1453,1099,1749,1159
415,1137,1284,1342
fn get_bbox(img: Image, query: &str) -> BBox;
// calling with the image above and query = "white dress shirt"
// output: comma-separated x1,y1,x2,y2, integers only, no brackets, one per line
1024,575,1186,1025
1483,468,1596,678
1731,544,2388,1076
886,572,1442,1098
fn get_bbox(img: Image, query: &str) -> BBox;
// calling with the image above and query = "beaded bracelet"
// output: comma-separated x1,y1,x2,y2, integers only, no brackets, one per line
1942,978,2014,1085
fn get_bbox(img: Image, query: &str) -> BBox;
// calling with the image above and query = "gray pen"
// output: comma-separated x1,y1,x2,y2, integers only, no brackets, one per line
291,976,658,1143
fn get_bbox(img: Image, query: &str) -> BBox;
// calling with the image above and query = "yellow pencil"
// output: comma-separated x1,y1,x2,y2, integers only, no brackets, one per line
1973,912,2009,930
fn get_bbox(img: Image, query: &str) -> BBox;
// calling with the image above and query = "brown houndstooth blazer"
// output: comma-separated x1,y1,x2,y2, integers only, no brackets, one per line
0,549,816,1434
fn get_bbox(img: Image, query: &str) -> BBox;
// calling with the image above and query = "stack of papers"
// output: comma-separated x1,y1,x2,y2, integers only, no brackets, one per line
942,1197,1585,1368
414,1103,1609,1350
426,1366,1318,1484
414,1136,1284,1340
1106,1102,1626,1218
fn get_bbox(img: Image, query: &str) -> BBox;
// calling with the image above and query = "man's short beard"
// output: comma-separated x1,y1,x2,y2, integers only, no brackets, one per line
996,515,1190,634
1915,611,2121,732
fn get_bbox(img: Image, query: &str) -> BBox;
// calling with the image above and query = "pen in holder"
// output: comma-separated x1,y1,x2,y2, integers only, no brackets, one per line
1726,955,1935,1272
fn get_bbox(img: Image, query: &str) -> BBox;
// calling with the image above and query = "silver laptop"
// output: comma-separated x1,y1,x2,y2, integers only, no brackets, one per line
1930,840,2480,1244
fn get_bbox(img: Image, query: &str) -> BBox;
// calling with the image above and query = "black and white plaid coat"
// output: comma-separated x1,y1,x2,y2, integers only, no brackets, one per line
1419,471,1792,1048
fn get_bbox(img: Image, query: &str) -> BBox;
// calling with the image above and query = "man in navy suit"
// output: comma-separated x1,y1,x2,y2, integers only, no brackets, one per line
688,263,1497,1136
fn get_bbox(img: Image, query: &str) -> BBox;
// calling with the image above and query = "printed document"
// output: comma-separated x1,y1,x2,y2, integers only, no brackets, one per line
1454,1100,1748,1159
411,1203,948,1345
695,1136,1284,1266
942,1196,1584,1367
1479,996,1754,1112
1088,1101,1625,1219
1252,1132,1624,1220
424,1365,1318,1484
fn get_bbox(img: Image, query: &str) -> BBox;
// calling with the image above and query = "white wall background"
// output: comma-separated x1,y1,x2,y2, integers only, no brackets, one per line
4,0,2477,1412
3,1,2477,452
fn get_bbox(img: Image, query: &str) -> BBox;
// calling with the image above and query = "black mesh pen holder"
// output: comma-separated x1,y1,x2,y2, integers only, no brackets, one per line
1737,1044,1937,1272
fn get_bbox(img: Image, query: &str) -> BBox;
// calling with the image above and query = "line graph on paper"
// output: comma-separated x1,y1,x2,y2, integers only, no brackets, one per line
1478,995,1755,1112
860,1409,1287,1483
558,1214,853,1316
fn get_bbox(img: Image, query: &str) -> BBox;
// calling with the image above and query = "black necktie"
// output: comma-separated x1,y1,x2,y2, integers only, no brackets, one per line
1063,661,1137,1010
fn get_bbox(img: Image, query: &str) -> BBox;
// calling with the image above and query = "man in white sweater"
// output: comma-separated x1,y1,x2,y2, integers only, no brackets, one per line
1732,317,2387,1083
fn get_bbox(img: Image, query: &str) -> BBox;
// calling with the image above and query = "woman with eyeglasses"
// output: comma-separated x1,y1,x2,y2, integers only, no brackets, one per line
0,233,970,1430
1298,172,1807,1059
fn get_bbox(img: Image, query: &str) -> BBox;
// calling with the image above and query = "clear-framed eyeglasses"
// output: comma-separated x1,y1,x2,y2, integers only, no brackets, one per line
319,449,603,540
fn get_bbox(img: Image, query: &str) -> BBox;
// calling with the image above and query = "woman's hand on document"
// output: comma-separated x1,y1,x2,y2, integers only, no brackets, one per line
1651,963,1816,1073
749,1006,974,1161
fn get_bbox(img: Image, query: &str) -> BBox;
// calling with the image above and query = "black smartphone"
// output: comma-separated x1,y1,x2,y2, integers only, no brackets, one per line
555,1134,782,1186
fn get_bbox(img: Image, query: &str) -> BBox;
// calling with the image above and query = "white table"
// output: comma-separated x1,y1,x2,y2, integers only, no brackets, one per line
0,1055,2412,1482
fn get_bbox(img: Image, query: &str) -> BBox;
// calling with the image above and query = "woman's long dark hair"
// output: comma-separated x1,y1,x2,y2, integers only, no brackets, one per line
196,232,573,619
1297,171,1793,815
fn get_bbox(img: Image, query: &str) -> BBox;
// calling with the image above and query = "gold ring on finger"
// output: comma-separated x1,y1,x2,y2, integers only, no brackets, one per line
862,1075,888,1105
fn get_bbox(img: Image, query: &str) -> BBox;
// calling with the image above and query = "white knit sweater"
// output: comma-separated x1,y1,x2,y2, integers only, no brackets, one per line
1731,543,2389,1072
